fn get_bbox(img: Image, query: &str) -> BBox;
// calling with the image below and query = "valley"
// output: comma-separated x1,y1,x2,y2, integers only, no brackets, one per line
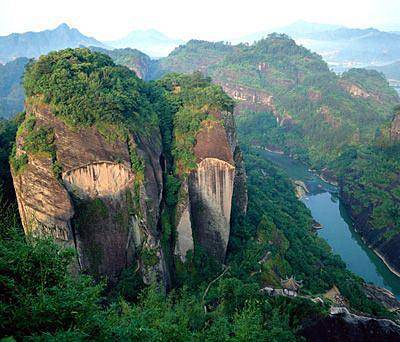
260,149,400,298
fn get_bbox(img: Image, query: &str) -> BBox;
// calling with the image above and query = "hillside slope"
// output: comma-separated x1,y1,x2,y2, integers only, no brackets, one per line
151,35,399,167
2,48,400,340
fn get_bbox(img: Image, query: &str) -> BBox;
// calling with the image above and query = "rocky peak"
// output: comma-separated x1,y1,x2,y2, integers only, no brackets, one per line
11,49,166,285
155,73,247,263
11,51,248,286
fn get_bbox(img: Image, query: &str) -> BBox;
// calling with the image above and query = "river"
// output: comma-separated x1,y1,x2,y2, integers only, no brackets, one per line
259,149,400,298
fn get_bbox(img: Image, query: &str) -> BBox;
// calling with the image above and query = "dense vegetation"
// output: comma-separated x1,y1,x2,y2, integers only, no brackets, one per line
237,104,400,260
0,118,19,201
335,141,400,242
155,72,234,174
152,35,400,255
0,48,398,340
150,35,399,168
90,46,154,80
23,48,157,134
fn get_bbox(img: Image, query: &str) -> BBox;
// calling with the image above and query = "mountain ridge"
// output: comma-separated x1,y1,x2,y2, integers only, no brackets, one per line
0,23,105,63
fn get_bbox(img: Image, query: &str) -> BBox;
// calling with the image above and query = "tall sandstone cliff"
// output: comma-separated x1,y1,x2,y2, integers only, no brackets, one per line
174,112,247,263
10,49,169,285
11,50,247,285
12,99,166,284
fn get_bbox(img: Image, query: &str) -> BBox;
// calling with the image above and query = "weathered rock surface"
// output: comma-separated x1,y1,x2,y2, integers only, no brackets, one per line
391,111,400,141
300,311,400,341
12,100,165,284
189,158,235,262
340,81,377,100
363,283,400,312
13,153,75,242
175,112,247,262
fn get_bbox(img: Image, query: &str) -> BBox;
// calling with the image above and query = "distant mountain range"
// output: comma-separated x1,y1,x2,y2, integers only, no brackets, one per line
0,23,105,63
106,29,184,57
235,21,400,70
2,21,400,70
297,28,400,69
368,61,400,94
236,20,343,43
1,21,400,109
0,57,29,118
367,61,400,80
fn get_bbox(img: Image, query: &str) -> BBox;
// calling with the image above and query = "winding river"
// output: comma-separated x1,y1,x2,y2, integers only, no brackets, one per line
259,149,400,298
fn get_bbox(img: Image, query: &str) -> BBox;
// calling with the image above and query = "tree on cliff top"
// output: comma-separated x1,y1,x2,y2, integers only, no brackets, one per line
23,48,157,132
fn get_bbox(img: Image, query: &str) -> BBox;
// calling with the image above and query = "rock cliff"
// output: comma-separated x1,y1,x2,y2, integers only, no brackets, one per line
174,112,247,263
300,310,400,341
12,100,165,284
11,49,167,285
11,50,247,286
391,108,400,141
155,73,247,264
339,181,400,276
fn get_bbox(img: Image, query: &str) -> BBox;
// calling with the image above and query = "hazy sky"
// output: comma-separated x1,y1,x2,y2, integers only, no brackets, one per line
1,0,400,40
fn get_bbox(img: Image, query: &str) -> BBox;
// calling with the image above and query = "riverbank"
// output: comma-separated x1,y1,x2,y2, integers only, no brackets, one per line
258,146,400,280
340,186,400,280
374,249,400,279
256,147,400,297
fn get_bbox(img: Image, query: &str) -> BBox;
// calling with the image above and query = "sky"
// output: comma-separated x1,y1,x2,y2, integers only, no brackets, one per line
1,0,400,41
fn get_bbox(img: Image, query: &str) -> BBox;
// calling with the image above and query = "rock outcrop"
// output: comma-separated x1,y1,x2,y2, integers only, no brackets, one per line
300,310,400,341
363,283,400,312
391,110,400,141
175,112,247,263
220,83,294,128
12,100,165,284
340,81,376,100
12,50,248,287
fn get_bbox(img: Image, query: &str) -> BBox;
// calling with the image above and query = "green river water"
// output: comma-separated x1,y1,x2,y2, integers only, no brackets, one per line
259,149,400,298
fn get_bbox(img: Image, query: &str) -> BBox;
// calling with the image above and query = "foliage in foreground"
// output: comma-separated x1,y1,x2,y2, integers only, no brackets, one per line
0,147,392,340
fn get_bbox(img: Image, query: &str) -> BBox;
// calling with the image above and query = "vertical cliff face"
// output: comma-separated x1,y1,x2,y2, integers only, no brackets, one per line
188,158,235,261
10,49,170,285
12,51,248,286
153,73,247,264
391,110,400,141
174,111,247,263
12,101,165,283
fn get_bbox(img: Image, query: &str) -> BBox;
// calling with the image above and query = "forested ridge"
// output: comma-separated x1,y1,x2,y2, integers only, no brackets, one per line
146,35,400,270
